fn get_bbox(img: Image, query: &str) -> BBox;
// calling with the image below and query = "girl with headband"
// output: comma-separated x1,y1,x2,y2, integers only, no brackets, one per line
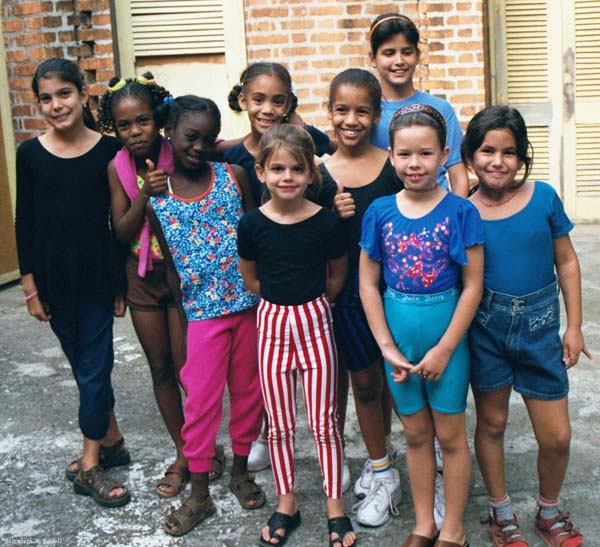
367,13,469,198
359,104,484,547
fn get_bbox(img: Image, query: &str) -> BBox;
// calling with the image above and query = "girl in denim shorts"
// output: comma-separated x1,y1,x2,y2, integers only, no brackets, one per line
464,105,591,547
360,104,484,547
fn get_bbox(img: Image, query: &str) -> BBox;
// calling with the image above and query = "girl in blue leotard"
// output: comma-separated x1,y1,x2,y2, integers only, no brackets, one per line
464,105,590,547
360,104,484,546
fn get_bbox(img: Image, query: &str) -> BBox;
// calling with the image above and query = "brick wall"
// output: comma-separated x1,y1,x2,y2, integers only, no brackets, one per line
2,1,487,143
243,0,487,133
2,0,117,144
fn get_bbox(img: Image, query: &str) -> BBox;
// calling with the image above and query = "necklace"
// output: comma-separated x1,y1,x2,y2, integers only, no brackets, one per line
404,184,438,194
477,190,518,207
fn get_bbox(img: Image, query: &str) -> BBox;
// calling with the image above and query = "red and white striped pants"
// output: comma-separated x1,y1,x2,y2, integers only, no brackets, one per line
257,295,343,498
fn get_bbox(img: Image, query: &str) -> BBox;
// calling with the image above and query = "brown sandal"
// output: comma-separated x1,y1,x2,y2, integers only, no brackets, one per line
156,462,190,498
72,460,131,508
65,437,131,482
163,495,216,536
228,472,266,510
208,444,225,482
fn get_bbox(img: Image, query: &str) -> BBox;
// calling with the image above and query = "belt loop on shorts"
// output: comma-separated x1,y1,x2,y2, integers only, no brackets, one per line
482,288,494,309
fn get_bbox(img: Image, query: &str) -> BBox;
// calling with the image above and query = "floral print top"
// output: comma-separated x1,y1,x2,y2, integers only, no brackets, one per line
360,192,484,294
151,162,258,320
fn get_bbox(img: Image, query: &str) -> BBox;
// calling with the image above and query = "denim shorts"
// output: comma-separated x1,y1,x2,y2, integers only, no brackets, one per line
469,281,568,400
383,286,470,416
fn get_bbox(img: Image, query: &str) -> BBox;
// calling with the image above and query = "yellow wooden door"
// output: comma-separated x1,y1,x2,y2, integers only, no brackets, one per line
0,29,18,284
489,0,600,220
564,0,600,219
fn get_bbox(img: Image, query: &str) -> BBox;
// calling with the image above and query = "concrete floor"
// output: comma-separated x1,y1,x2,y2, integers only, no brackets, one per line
0,224,598,547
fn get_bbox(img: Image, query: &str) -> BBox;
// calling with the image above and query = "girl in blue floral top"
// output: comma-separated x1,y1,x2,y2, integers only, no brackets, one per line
147,96,265,537
359,105,484,547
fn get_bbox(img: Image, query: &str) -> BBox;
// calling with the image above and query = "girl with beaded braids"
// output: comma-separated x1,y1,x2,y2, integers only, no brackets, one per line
98,73,225,498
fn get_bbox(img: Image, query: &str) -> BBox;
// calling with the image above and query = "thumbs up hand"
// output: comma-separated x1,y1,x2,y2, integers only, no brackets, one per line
332,179,356,219
141,159,169,196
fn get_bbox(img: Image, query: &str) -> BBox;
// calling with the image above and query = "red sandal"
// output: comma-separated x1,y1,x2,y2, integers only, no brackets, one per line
481,508,529,546
534,509,583,547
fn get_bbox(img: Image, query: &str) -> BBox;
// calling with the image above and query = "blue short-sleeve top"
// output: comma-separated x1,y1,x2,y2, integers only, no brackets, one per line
360,192,484,294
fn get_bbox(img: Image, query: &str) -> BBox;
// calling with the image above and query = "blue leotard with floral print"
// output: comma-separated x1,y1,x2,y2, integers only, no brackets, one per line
151,162,258,321
360,192,484,294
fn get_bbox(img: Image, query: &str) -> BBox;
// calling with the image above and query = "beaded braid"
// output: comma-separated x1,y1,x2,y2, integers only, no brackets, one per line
96,71,172,134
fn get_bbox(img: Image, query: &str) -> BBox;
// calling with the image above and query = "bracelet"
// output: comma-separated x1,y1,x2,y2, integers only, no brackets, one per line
23,290,38,302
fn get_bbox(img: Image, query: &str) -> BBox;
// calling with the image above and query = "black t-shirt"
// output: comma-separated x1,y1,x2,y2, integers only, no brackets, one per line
237,207,347,305
14,135,124,304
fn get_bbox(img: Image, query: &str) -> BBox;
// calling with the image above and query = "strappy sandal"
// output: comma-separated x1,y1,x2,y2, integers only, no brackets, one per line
328,515,356,547
65,437,131,482
72,461,131,508
209,444,225,482
163,495,216,536
156,462,190,499
228,472,266,510
482,509,529,546
259,510,301,546
534,509,583,547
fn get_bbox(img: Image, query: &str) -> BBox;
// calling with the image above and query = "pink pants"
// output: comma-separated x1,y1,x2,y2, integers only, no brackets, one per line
257,295,343,498
180,306,263,473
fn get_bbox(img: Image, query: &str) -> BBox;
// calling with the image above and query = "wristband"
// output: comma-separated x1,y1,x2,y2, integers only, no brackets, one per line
23,290,38,302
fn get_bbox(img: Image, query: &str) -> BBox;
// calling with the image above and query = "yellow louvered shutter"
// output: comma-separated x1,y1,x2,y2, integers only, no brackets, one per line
572,0,600,212
131,0,225,57
500,0,554,186
490,1,600,219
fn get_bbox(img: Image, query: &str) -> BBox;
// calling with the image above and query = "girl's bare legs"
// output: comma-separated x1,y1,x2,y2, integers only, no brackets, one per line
401,408,437,539
473,386,512,498
350,360,387,460
523,396,571,500
432,411,471,543
131,307,186,465
102,411,125,446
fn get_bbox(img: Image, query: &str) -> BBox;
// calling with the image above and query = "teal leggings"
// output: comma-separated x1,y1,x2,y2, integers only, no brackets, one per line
383,286,470,416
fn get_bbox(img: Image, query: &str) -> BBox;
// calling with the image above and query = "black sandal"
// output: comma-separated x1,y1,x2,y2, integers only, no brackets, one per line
328,515,356,547
259,510,301,546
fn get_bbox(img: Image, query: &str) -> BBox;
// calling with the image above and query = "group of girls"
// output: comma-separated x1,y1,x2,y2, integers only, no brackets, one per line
15,10,590,547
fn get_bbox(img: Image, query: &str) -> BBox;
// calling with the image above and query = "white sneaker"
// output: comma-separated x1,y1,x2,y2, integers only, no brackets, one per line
434,436,443,472
247,438,270,471
353,458,372,499
353,447,398,499
342,460,351,493
433,470,445,530
355,468,402,527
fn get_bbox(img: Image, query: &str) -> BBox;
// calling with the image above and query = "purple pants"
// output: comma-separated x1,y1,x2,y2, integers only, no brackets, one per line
180,306,263,473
